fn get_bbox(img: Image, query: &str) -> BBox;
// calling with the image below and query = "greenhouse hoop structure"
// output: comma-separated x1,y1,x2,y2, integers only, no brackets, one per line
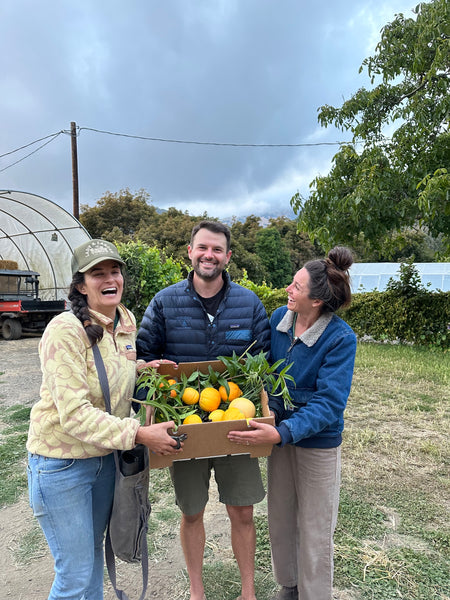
0,190,91,300
349,262,450,293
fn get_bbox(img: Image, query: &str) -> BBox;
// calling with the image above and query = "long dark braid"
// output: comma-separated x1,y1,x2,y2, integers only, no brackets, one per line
68,273,104,346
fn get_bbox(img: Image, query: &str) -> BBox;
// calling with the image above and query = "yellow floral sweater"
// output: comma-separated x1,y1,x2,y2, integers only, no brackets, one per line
27,304,141,459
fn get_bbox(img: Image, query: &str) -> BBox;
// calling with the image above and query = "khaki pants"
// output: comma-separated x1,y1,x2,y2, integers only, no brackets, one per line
267,444,341,600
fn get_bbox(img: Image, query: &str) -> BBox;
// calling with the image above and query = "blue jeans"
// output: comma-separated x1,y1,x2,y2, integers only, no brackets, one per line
27,452,115,600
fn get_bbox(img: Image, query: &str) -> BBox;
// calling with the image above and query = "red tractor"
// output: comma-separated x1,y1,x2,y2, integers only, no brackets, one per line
0,269,67,340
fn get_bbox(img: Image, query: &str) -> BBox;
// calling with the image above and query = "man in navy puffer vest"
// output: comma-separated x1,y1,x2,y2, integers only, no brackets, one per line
137,220,270,600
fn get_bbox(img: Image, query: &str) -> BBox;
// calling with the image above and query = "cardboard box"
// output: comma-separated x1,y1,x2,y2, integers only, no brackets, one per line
147,360,275,469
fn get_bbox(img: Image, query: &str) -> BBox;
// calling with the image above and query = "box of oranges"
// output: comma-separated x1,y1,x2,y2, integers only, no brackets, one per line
139,360,275,469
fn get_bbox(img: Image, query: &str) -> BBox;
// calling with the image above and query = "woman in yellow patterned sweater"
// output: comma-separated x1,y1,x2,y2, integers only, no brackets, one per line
27,239,180,600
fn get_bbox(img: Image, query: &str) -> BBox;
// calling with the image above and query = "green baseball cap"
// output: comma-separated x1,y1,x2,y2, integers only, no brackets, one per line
71,239,125,276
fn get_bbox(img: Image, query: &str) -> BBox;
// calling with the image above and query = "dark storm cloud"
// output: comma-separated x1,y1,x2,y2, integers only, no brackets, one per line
0,0,415,218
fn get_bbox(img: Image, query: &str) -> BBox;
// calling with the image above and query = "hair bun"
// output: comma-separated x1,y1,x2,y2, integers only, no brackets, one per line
327,246,354,272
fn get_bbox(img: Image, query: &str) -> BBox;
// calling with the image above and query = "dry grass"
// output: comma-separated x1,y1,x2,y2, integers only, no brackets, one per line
334,343,450,599
343,344,449,502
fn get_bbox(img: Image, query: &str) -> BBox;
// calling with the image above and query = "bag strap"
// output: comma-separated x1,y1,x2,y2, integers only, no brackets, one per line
93,343,111,412
92,343,149,600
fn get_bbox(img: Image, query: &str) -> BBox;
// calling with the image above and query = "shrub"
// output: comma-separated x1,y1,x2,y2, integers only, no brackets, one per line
343,262,449,349
343,289,449,349
116,241,184,323
237,271,287,317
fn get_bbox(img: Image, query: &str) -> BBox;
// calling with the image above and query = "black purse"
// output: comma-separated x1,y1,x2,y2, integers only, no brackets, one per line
93,344,150,600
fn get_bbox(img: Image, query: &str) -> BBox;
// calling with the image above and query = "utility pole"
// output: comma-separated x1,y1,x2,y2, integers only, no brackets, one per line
71,121,79,219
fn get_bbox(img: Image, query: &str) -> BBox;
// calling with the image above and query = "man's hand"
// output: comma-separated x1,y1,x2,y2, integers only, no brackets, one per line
137,359,178,371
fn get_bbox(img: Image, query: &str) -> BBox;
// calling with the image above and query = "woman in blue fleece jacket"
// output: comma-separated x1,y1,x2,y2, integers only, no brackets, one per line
228,246,357,600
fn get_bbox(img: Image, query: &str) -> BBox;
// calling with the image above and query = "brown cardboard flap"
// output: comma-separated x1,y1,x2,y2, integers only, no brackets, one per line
157,360,227,377
149,414,275,469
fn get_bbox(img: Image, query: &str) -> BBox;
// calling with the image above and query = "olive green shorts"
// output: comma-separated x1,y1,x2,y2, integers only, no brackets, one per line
170,455,266,516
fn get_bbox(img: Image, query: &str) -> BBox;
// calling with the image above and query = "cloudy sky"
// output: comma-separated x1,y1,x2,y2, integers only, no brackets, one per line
0,0,416,220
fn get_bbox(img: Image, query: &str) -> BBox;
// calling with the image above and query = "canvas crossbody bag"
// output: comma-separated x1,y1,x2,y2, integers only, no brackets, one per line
93,343,151,600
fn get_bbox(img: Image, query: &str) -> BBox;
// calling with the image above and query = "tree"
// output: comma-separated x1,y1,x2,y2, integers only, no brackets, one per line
229,216,268,283
268,215,323,272
255,227,292,288
292,0,450,256
135,207,203,267
80,188,156,239
376,228,438,262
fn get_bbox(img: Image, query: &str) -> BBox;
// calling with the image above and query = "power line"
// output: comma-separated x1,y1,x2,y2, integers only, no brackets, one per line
0,131,65,159
78,126,350,148
0,133,63,174
0,125,356,174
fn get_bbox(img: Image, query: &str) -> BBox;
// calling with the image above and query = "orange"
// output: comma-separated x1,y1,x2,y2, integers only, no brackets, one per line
182,387,200,405
183,414,202,424
219,381,242,402
167,379,178,398
199,387,221,412
222,406,245,421
208,409,225,422
229,398,256,418
158,378,177,398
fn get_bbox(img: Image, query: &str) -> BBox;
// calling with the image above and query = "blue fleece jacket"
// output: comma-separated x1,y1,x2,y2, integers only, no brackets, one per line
269,306,357,448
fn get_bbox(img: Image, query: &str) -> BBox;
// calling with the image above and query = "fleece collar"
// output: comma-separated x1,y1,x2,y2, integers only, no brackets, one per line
276,310,333,347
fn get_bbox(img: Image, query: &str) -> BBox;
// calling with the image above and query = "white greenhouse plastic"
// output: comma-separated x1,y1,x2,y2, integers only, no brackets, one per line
0,190,91,300
350,263,450,293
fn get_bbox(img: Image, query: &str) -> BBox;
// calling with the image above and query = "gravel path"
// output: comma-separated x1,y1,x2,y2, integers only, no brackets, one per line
0,337,42,408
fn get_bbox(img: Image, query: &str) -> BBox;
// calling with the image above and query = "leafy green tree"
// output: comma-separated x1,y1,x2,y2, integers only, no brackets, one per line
376,229,437,262
135,207,203,268
255,227,292,288
227,241,267,284
268,216,323,272
80,188,156,239
229,216,268,283
385,259,426,297
230,216,263,255
292,0,449,256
